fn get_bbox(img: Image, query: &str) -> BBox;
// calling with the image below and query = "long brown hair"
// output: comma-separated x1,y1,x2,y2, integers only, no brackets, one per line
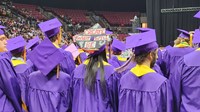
84,50,107,96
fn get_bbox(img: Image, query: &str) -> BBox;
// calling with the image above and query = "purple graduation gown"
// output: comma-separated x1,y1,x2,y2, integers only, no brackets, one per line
170,50,200,112
108,55,126,68
0,51,12,59
79,52,87,62
27,71,71,112
162,47,195,78
71,63,119,112
108,59,121,68
13,59,35,107
61,45,68,50
119,70,173,112
59,49,76,75
0,57,22,112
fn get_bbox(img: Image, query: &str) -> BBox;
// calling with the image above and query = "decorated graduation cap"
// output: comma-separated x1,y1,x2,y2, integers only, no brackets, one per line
29,38,64,76
26,36,40,50
136,27,153,33
111,38,125,52
74,28,109,56
38,18,62,38
7,36,26,53
177,29,190,38
194,11,200,19
193,29,200,44
0,25,6,35
126,29,158,56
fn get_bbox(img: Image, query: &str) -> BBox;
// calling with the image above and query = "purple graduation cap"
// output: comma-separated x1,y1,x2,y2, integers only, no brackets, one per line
75,35,107,56
194,11,200,19
136,27,153,33
193,29,200,44
6,36,26,53
38,18,62,38
29,38,64,76
26,36,40,50
106,30,113,34
126,30,158,56
177,29,190,38
0,25,6,35
111,38,125,52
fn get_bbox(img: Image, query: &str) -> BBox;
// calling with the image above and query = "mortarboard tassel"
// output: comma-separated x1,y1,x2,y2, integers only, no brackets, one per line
189,32,193,47
77,55,82,65
57,65,60,79
58,27,62,45
22,99,28,112
23,46,26,62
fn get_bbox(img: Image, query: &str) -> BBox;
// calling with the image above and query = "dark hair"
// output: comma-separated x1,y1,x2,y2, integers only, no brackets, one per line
134,52,150,65
11,51,23,58
113,51,122,55
84,49,107,96
135,50,157,65
49,34,58,42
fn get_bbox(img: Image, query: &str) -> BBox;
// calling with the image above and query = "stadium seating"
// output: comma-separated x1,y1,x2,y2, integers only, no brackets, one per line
97,11,140,26
45,7,90,24
13,3,46,20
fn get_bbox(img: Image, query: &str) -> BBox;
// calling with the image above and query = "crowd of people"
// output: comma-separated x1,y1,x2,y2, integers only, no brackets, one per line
1,0,200,112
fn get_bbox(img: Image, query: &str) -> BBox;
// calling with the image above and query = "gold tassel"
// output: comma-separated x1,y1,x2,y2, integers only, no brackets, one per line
58,27,62,45
77,55,82,65
23,46,26,62
56,65,60,79
22,99,28,112
189,33,193,47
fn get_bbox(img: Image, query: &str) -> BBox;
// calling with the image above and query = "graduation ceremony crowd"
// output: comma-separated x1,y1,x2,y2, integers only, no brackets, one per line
1,5,200,112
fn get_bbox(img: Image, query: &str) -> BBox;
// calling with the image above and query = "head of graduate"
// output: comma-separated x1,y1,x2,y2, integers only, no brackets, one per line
111,38,125,55
174,29,190,47
126,29,158,68
38,18,62,47
6,36,26,59
0,25,8,52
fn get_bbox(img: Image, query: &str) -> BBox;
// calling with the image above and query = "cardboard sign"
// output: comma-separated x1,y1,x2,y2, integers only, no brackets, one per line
65,43,80,59
84,28,106,35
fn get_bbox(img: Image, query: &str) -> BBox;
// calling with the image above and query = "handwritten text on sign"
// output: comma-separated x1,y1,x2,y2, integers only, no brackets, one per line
74,35,91,41
84,28,106,35
77,40,107,49
74,35,110,42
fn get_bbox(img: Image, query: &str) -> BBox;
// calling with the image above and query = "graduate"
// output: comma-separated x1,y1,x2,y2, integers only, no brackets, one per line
26,36,40,51
38,18,76,75
108,38,126,68
26,36,40,57
71,32,119,112
27,38,71,112
119,30,173,112
0,26,22,112
116,28,164,77
170,12,200,112
7,36,35,109
162,29,195,78
0,25,12,59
